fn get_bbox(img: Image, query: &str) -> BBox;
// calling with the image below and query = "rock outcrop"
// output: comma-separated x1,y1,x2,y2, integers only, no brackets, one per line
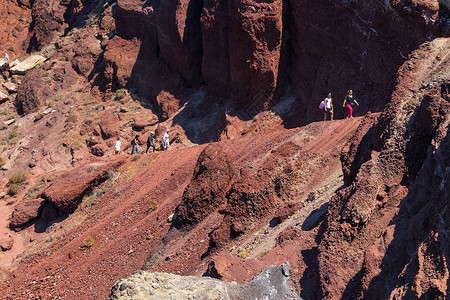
9,54,46,75
176,143,235,225
318,38,450,299
108,263,299,299
15,68,52,115
9,197,46,228
42,160,124,213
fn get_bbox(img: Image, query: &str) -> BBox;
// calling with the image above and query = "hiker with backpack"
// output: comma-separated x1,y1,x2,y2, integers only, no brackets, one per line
146,132,156,153
131,134,140,154
322,92,334,121
343,89,359,118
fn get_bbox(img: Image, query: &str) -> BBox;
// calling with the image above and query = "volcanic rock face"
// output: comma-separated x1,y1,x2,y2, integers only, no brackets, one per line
26,0,74,51
318,38,450,299
228,0,285,110
288,0,449,124
108,0,448,121
201,0,231,98
157,0,203,87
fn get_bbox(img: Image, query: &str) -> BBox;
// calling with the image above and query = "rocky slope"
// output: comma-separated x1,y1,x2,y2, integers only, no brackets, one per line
318,37,450,300
0,0,449,299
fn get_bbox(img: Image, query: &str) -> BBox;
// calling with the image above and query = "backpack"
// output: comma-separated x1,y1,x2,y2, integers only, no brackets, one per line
319,101,325,110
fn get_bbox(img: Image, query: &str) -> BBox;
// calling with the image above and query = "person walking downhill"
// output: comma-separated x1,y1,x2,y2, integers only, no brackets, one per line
323,92,334,121
114,137,121,154
146,131,156,153
163,129,170,151
343,89,359,118
131,134,140,155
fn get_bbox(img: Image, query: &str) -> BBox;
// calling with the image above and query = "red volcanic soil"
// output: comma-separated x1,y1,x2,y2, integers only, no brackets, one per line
0,116,364,299
0,0,448,299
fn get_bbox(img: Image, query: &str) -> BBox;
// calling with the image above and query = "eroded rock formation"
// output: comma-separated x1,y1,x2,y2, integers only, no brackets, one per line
318,38,450,299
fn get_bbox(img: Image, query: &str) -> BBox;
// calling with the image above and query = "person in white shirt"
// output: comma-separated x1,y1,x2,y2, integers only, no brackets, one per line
114,137,121,154
323,92,334,121
163,129,170,150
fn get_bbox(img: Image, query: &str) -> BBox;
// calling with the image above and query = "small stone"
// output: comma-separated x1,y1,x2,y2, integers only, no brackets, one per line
34,113,44,122
151,282,159,289
0,234,14,251
0,91,8,101
281,261,290,277
4,119,15,125
3,82,17,93
119,283,127,291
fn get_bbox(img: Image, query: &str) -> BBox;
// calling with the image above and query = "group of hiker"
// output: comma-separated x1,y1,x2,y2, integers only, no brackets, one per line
320,89,360,121
114,129,170,155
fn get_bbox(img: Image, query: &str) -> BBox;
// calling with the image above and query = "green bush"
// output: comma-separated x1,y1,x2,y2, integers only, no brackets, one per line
7,125,20,144
146,199,158,213
9,172,27,184
239,249,249,259
65,114,78,123
114,88,126,100
82,237,94,248
7,184,20,196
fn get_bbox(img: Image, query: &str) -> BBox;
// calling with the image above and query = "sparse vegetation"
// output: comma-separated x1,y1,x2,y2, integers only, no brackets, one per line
6,172,28,197
7,125,20,144
0,156,5,168
7,46,14,52
26,179,46,199
53,93,62,102
0,109,8,115
81,194,98,208
239,249,249,259
58,56,67,62
7,184,20,196
146,198,158,213
46,100,56,107
114,88,126,100
82,237,94,248
71,140,83,151
65,114,78,123
9,172,27,185
41,72,50,77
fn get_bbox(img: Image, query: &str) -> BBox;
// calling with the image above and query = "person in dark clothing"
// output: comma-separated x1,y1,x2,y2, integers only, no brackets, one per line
146,132,156,153
131,134,140,155
343,89,359,118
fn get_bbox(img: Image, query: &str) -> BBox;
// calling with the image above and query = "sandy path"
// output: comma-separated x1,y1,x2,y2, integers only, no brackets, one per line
0,200,25,271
